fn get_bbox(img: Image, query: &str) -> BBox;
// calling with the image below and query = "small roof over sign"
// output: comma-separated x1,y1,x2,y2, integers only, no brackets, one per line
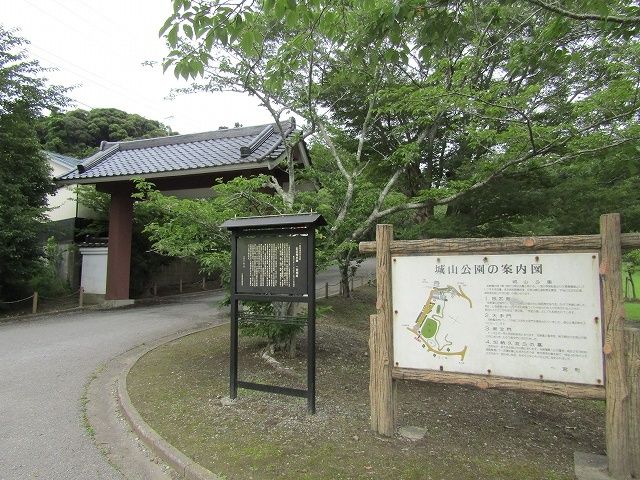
220,213,327,230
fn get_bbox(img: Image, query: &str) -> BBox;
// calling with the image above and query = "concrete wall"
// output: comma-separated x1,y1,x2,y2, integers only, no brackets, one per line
79,247,108,296
58,242,81,290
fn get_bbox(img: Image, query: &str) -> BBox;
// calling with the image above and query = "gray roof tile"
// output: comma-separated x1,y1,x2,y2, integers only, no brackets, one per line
57,119,298,182
45,151,82,169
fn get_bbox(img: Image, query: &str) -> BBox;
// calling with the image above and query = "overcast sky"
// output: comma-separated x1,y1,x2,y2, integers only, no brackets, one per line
3,0,275,134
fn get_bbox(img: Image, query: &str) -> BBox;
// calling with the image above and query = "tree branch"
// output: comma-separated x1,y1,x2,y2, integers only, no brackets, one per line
524,0,640,25
355,94,377,164
353,110,640,231
350,168,403,241
318,121,358,232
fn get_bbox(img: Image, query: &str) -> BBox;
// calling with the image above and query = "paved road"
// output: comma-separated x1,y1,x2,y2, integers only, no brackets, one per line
0,258,375,480
0,292,226,480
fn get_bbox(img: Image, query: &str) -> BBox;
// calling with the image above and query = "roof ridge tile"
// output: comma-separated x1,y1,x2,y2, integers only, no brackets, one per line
101,120,292,152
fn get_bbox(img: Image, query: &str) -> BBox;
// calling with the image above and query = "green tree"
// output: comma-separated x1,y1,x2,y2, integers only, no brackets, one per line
624,250,640,299
37,108,177,158
134,177,305,354
0,26,68,300
160,0,639,295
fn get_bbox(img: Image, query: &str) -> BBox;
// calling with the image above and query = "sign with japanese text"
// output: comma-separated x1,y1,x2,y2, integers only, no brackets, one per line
392,253,603,385
236,234,308,295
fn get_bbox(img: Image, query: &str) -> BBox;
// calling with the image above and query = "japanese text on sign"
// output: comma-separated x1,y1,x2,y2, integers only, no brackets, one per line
236,234,308,295
392,253,603,385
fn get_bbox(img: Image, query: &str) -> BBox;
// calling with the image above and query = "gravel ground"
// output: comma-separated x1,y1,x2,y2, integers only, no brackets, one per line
128,286,606,480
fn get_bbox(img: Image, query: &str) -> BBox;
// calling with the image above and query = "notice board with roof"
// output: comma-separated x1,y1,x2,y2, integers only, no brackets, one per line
221,213,327,414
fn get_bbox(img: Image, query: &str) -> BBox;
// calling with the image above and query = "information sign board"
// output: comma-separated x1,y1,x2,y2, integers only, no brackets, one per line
392,253,603,385
236,234,307,295
221,213,326,414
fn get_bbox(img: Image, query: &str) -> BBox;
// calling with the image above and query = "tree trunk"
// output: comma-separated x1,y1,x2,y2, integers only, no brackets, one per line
414,202,434,223
627,273,636,299
340,262,351,298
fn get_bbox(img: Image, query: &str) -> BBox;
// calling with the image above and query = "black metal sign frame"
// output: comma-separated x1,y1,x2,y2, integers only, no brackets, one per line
228,223,318,414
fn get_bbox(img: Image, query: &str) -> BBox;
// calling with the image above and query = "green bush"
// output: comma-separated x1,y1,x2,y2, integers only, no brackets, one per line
238,301,305,357
28,237,70,298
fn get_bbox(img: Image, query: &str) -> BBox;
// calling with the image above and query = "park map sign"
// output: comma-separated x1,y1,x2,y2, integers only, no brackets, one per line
392,253,604,385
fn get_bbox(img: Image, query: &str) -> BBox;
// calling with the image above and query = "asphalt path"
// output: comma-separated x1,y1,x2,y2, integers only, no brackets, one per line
0,258,374,480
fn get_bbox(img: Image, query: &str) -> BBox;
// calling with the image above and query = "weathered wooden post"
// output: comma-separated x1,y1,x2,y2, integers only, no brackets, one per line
600,213,632,478
369,224,395,436
32,292,38,314
179,279,183,294
79,287,84,308
325,282,329,299
625,323,640,478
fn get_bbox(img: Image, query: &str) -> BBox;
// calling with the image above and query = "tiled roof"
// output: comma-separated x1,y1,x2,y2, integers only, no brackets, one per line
45,151,82,169
57,119,299,183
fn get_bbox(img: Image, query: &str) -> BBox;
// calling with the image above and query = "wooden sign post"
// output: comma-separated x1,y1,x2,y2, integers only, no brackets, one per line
361,213,640,479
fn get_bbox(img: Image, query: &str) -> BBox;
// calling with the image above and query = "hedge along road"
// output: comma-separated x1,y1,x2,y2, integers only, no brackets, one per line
0,258,375,480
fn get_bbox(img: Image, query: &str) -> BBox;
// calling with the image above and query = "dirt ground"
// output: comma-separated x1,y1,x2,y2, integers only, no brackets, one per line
128,287,605,480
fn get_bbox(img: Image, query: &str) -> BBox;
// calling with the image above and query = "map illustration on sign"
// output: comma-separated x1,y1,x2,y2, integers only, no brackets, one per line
392,253,604,385
408,285,472,360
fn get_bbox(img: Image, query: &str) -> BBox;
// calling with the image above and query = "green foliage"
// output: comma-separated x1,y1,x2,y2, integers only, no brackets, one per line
159,0,639,243
134,175,285,280
624,249,640,299
74,185,110,237
134,176,304,350
29,237,71,298
0,26,68,300
36,108,176,158
157,0,639,315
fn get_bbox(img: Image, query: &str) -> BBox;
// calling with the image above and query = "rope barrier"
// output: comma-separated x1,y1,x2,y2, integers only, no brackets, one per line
0,294,35,304
39,289,81,300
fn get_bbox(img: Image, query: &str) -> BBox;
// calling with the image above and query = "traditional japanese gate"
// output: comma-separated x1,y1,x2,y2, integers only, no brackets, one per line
221,213,326,414
359,213,640,479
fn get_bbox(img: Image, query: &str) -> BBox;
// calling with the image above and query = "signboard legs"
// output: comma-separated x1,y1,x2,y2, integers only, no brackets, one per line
306,229,316,414
601,213,638,478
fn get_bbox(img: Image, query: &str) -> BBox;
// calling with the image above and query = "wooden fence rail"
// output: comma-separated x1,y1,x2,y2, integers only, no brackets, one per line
359,232,640,255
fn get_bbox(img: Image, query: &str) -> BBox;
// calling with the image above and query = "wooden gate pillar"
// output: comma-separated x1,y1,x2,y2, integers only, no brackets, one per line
105,183,133,301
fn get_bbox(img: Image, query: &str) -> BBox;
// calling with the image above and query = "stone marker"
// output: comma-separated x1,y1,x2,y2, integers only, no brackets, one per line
398,426,427,441
574,452,614,480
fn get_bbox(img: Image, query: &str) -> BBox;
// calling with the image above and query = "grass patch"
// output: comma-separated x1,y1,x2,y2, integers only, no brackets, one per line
625,301,640,321
623,262,639,321
128,286,605,480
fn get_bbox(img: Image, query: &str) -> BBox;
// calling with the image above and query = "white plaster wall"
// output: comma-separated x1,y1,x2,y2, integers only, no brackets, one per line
47,161,100,221
48,162,78,221
80,247,108,294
